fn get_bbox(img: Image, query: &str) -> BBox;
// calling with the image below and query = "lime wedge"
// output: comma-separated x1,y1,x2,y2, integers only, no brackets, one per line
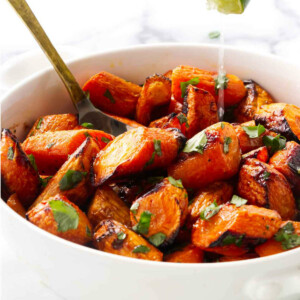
207,0,250,14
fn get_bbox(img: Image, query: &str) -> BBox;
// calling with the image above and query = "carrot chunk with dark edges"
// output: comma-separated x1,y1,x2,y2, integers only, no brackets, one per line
106,113,144,128
22,129,113,175
163,70,173,80
149,113,186,134
1,129,40,208
168,97,183,114
27,194,92,245
87,186,131,227
7,193,26,218
94,219,163,261
164,244,204,263
242,146,269,163
130,178,188,247
183,86,219,138
92,127,186,186
82,71,141,118
172,65,246,107
27,114,79,138
237,158,296,220
168,122,241,189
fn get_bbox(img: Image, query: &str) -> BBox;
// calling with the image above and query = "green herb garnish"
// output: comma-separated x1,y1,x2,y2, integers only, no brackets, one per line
84,132,92,138
148,232,166,247
263,134,286,154
117,231,127,240
132,245,150,254
81,122,94,129
46,143,55,149
36,118,43,129
222,233,245,247
183,131,207,154
144,139,162,168
230,195,247,207
180,77,200,98
242,124,266,138
263,171,271,180
49,199,79,233
130,202,139,215
132,210,153,235
40,176,53,188
208,31,220,39
59,170,87,191
168,176,184,189
221,122,225,129
146,176,164,185
101,136,111,144
200,200,223,220
28,154,38,172
177,113,189,128
214,72,229,95
104,89,116,103
7,146,14,160
86,226,92,238
274,222,300,250
223,136,232,154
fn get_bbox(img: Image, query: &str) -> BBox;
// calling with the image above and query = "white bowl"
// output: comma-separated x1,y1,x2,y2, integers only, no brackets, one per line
1,44,300,300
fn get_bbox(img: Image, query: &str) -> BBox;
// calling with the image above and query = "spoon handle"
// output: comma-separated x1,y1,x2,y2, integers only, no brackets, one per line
8,0,85,108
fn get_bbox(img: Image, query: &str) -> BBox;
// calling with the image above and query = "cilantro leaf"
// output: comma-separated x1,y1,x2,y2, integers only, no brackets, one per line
274,222,300,250
168,176,184,189
40,176,53,188
46,143,55,149
177,113,189,128
180,77,200,98
223,136,232,154
103,89,116,103
81,122,94,129
200,200,223,220
117,231,127,240
263,134,286,154
214,72,229,95
183,131,207,154
49,199,79,233
59,170,87,191
28,154,38,172
132,245,150,254
242,124,266,138
222,233,245,247
148,232,166,247
7,146,14,160
84,131,92,138
230,195,247,207
86,226,92,238
101,137,111,144
144,139,162,168
263,171,271,180
208,31,220,39
132,210,153,235
221,122,225,129
130,202,139,215
36,118,43,130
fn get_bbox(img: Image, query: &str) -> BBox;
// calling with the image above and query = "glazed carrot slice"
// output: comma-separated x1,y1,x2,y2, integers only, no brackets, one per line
106,113,144,128
192,204,282,255
269,141,300,196
87,186,131,227
183,86,219,138
149,113,186,134
82,71,141,118
94,219,163,261
219,253,258,262
27,114,79,138
22,129,113,175
164,244,204,263
237,158,296,220
1,129,40,208
163,70,173,80
136,75,171,125
130,178,188,247
242,146,269,163
168,122,241,189
7,193,26,218
168,97,183,114
31,137,100,208
27,194,93,245
171,65,246,107
92,127,186,186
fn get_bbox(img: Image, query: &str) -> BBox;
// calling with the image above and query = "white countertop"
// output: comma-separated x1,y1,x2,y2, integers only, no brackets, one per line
1,0,300,299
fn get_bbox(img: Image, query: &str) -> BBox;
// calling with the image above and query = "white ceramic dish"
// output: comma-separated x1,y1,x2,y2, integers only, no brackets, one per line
1,44,300,300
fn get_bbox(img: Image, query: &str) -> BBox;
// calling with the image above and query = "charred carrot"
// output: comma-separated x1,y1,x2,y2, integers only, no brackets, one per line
242,146,269,163
7,193,26,218
164,244,204,263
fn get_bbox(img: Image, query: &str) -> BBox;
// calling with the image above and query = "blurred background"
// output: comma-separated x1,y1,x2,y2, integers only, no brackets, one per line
1,0,300,299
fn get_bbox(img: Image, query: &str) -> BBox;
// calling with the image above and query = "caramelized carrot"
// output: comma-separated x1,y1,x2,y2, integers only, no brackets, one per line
149,113,186,134
7,193,26,218
1,129,40,208
163,70,173,80
242,146,269,163
164,244,204,263
22,129,113,175
168,122,241,189
183,86,219,138
168,97,183,114
87,186,131,227
92,127,186,186
219,253,258,262
130,178,188,247
172,65,246,106
106,113,144,128
237,158,296,220
94,219,163,261
82,71,141,117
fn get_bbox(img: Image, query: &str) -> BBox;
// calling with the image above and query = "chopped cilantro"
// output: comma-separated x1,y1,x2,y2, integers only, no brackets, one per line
230,195,247,207
263,171,271,180
144,139,162,168
200,201,223,220
40,176,53,188
86,226,92,238
7,146,14,160
177,113,189,128
36,118,43,130
148,232,166,247
103,89,115,103
242,124,266,138
59,170,87,191
84,132,92,138
130,202,139,215
132,245,150,254
274,222,300,250
81,122,94,129
46,143,55,149
263,134,286,154
222,233,245,247
183,131,207,154
223,136,232,154
168,176,184,189
208,31,220,39
180,77,200,98
117,231,127,240
221,122,225,129
132,210,153,235
101,136,111,144
214,72,229,95
28,154,38,172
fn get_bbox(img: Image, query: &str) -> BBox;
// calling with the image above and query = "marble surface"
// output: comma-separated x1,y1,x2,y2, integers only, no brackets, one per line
1,0,300,299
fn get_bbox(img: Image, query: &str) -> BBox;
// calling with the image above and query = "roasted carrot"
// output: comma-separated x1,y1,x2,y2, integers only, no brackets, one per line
219,253,258,262
93,219,163,261
234,80,274,123
87,186,131,227
27,114,79,138
168,97,183,114
22,129,113,175
183,86,219,138
237,158,296,220
7,193,26,218
269,141,300,196
242,146,269,163
168,122,241,189
92,127,186,186
130,178,188,247
27,194,93,245
164,244,204,263
171,65,246,106
106,113,144,128
1,129,40,208
136,75,171,125
163,70,173,80
31,137,100,209
149,113,186,134
82,71,141,118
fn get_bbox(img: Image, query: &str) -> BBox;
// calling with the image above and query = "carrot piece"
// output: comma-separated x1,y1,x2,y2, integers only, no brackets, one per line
92,127,186,186
106,113,144,128
82,71,141,118
168,122,241,189
136,75,171,125
163,70,173,80
192,204,282,254
242,146,269,163
27,194,93,245
219,253,258,262
237,158,296,220
168,97,183,114
1,129,40,208
22,129,113,175
164,244,204,263
30,137,100,209
87,186,131,227
130,178,188,247
183,86,219,138
7,193,26,218
149,113,186,134
254,103,300,142
234,80,274,123
255,221,300,257
187,181,233,227
269,141,300,196
94,219,163,261
171,65,246,107
27,114,79,138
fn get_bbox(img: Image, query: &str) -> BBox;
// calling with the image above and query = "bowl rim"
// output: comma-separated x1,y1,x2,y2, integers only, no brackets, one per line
1,42,300,269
